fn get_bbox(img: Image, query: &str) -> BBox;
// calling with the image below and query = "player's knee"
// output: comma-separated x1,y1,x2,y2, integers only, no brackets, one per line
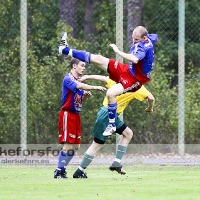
62,144,80,156
65,146,79,156
123,128,133,141
67,149,75,156
106,89,115,99
127,130,133,140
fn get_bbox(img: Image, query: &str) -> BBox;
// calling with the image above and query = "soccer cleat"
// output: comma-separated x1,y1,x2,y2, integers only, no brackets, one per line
73,171,88,178
54,168,68,178
60,32,68,46
103,124,116,136
58,32,68,54
109,165,126,175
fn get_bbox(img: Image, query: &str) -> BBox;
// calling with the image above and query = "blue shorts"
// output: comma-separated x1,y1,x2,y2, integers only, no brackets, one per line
92,106,127,143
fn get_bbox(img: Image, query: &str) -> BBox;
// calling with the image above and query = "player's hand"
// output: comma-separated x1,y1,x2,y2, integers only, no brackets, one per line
79,75,89,82
145,107,153,112
83,91,92,101
109,44,120,53
93,86,107,91
84,91,92,96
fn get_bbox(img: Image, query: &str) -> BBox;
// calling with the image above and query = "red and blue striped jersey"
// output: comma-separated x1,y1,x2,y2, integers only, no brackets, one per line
129,34,158,84
61,72,84,113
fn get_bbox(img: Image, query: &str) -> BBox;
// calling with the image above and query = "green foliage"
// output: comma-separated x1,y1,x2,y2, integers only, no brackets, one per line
0,1,20,47
144,0,200,75
87,0,117,58
0,0,199,144
185,72,200,143
0,36,21,143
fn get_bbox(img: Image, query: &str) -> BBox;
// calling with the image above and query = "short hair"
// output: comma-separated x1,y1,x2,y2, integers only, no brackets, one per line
134,26,148,38
69,57,80,68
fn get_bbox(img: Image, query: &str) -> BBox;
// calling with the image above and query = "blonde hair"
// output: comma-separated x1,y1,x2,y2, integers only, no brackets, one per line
134,26,148,38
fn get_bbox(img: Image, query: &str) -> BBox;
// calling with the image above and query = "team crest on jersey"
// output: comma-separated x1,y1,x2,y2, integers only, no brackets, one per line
74,93,82,111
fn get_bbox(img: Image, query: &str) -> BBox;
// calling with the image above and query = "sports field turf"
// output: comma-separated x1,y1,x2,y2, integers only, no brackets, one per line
0,165,199,200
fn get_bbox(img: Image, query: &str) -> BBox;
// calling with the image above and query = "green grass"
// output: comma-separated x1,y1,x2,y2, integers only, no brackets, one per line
0,165,199,200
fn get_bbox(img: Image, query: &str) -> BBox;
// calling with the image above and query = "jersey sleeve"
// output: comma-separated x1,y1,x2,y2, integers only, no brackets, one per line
134,43,146,60
63,76,78,92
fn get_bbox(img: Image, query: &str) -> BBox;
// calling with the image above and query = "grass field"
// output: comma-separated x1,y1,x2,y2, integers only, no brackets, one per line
0,165,199,200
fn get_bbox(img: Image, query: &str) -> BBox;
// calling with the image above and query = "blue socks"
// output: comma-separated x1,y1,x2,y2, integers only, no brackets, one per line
62,47,70,55
108,103,117,127
72,49,91,63
57,150,74,170
62,47,91,63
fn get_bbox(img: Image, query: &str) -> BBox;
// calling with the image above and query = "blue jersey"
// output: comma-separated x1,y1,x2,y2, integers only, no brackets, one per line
129,34,158,84
61,72,84,113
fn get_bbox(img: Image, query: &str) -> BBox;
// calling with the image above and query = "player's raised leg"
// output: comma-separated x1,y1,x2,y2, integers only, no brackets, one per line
58,32,109,71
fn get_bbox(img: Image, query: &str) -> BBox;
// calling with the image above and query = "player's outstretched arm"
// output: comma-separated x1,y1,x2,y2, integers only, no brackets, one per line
76,82,106,91
79,75,107,83
109,44,139,64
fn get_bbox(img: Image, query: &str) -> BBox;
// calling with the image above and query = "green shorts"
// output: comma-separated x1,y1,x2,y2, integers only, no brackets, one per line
92,106,126,143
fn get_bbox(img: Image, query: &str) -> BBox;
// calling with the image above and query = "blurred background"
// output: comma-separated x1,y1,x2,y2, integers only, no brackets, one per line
0,0,199,155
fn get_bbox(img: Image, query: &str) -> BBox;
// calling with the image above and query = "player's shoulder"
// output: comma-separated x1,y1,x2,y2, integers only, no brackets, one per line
64,73,78,83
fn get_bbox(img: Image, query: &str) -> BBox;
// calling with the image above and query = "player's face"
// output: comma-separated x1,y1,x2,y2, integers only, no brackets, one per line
75,61,86,75
132,31,145,44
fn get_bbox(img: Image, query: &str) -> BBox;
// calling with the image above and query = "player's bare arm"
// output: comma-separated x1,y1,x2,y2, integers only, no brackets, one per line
76,82,107,91
79,75,107,83
109,44,139,64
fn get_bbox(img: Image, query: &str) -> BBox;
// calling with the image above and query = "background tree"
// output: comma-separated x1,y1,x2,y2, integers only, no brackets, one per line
126,0,143,48
60,0,77,37
84,0,103,40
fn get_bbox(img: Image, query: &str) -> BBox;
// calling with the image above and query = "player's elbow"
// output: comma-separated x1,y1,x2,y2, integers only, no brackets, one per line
131,58,139,64
76,82,83,89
